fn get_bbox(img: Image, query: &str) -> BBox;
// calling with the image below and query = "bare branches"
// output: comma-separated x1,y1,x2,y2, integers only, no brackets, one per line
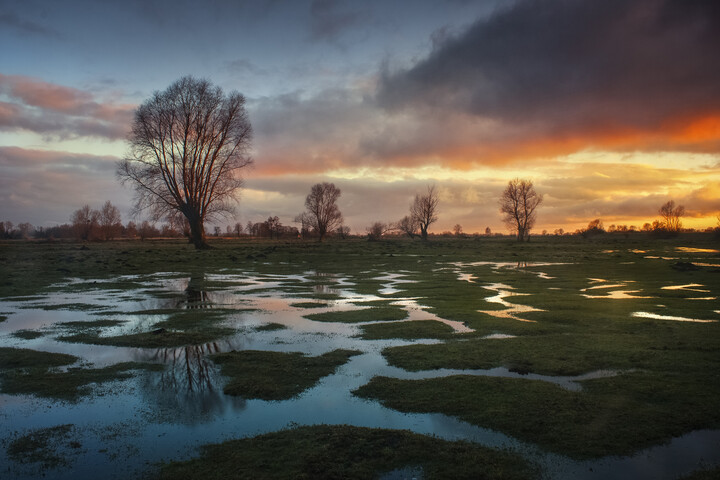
410,185,439,241
117,76,253,249
659,200,685,233
303,182,343,242
499,178,542,241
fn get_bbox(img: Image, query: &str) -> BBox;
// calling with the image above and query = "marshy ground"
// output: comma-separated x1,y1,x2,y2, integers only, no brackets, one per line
0,235,719,479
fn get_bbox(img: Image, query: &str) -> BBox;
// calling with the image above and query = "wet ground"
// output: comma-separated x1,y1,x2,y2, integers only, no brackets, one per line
1,244,719,479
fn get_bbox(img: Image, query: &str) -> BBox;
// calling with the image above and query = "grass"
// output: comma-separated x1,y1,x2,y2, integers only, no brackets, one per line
358,319,456,340
7,424,80,469
304,306,408,323
0,346,163,400
155,424,535,480
354,371,720,459
255,322,287,331
210,349,361,400
1,235,719,467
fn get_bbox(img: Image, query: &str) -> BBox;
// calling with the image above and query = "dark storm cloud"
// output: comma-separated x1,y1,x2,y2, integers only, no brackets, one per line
377,0,720,138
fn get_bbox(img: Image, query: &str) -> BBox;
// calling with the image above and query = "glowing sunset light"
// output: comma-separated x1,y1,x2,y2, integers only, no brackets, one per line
0,0,719,235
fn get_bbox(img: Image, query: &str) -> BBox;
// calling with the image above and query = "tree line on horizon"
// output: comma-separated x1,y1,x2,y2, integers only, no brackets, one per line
3,77,717,244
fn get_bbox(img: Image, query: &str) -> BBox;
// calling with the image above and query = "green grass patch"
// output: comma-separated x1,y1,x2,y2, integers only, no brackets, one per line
0,347,163,400
358,320,456,340
58,329,234,348
12,329,46,340
156,424,535,480
304,307,408,324
255,322,287,332
211,349,361,400
58,319,126,329
289,301,327,309
354,370,720,459
7,424,80,469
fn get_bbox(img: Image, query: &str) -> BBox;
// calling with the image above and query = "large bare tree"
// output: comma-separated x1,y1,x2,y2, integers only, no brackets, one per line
658,200,685,233
410,185,439,241
117,76,253,249
499,178,543,241
304,182,343,242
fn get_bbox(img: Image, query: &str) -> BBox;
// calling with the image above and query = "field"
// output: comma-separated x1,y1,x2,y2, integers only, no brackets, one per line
0,235,719,479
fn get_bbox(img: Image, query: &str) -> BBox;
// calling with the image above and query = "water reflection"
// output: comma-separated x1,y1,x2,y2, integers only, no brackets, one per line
477,283,543,322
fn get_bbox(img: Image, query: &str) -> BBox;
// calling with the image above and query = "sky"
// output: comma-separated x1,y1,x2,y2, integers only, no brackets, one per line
1,0,719,234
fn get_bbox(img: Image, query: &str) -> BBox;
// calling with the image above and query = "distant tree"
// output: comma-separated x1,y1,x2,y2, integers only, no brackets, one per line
265,216,282,238
118,76,253,249
294,213,312,240
337,225,351,239
659,200,685,233
71,205,100,241
485,226,492,236
642,222,652,232
410,185,439,241
397,215,419,239
554,228,564,235
499,179,542,242
453,224,463,236
0,221,13,239
213,226,222,237
125,221,138,238
303,182,343,242
234,222,243,237
98,200,122,240
246,221,254,237
367,222,389,241
17,222,34,239
138,221,159,240
581,219,605,238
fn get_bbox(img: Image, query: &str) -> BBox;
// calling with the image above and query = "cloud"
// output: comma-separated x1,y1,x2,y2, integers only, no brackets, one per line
309,0,370,43
0,74,134,140
0,11,61,38
376,0,720,158
0,146,129,226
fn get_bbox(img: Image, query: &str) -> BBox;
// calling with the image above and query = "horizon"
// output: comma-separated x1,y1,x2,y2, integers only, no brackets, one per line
2,0,719,234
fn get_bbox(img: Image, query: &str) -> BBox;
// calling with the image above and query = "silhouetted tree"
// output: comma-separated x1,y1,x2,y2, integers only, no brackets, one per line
265,216,281,239
118,76,253,249
98,200,122,240
485,226,492,236
499,179,542,242
659,200,685,233
397,215,419,239
303,182,343,242
410,185,439,241
337,225,351,239
71,205,100,241
367,222,389,241
453,224,463,236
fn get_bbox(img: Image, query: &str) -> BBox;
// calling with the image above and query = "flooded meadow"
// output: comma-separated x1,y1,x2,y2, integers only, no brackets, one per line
1,237,719,479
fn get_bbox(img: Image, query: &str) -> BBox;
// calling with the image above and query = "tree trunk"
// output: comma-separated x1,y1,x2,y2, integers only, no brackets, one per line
420,226,428,241
187,213,210,249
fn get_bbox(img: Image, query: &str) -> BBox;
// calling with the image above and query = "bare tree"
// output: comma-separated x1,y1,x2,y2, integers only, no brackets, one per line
98,200,122,240
117,76,253,249
71,205,100,241
658,200,685,233
337,225,351,239
396,215,419,239
366,221,389,241
453,224,463,236
485,226,492,236
499,179,543,242
410,185,439,241
303,182,343,242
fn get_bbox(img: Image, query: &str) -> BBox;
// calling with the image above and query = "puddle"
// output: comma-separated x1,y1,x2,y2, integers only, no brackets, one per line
676,247,720,253
477,283,543,322
581,279,653,299
661,284,710,292
631,312,717,323
1,266,718,479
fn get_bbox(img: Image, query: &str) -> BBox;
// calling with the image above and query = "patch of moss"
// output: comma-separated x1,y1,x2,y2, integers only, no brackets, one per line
255,322,286,332
0,361,164,400
354,371,720,459
12,329,46,340
304,307,408,324
211,349,361,400
156,425,535,480
0,347,77,370
358,320,456,340
289,301,327,309
7,424,80,469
